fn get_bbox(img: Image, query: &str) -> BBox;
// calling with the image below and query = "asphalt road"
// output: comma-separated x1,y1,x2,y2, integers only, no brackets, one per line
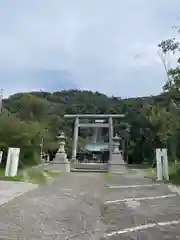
101,169,180,240
0,173,105,240
0,169,180,239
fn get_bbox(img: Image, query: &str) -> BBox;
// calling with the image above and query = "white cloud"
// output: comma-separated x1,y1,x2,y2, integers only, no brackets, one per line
0,0,180,97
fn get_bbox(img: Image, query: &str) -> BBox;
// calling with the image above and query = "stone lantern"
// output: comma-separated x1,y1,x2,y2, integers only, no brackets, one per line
57,132,66,153
112,134,121,153
51,132,70,172
109,133,126,174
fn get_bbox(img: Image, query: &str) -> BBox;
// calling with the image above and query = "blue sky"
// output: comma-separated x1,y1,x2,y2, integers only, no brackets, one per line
0,0,180,98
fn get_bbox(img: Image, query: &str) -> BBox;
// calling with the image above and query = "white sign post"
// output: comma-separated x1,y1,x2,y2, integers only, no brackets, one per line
0,151,3,164
156,148,169,181
162,148,169,181
156,149,163,181
5,148,20,177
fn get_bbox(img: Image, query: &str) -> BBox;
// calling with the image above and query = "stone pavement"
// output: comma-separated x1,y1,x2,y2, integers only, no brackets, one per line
0,181,38,206
101,169,180,240
0,173,105,239
0,170,180,239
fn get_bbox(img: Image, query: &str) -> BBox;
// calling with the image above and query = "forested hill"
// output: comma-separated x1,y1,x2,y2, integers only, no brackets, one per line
0,89,179,166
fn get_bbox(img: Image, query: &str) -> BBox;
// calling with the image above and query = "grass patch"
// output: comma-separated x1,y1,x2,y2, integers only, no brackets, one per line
128,163,151,170
0,168,24,182
144,161,180,185
168,161,180,185
102,172,114,180
0,168,62,184
144,168,156,180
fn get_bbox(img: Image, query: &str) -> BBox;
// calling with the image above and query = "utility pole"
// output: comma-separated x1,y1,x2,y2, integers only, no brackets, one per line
40,136,44,162
0,89,3,114
40,128,48,162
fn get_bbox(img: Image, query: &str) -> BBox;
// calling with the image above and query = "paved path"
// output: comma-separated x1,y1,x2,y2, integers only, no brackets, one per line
0,173,105,239
0,181,38,206
101,169,180,240
0,170,180,239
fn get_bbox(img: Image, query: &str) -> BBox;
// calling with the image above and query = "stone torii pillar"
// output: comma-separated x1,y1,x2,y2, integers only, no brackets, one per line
64,114,125,162
108,116,113,162
72,117,79,160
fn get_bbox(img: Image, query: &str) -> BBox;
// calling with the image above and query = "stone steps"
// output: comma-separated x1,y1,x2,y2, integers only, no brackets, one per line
71,162,109,172
70,168,108,173
108,164,127,174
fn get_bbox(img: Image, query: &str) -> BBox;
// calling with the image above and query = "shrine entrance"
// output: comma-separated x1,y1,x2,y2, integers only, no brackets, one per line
64,114,125,172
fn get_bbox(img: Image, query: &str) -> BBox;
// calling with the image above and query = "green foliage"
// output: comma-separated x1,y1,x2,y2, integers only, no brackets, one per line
1,88,180,166
0,168,62,184
145,161,180,185
158,32,180,94
169,163,180,184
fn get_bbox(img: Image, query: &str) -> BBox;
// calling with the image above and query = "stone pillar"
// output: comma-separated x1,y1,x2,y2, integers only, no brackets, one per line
5,148,20,177
97,127,103,141
122,137,125,161
156,149,163,181
0,150,3,164
156,148,169,181
108,117,113,162
162,148,169,181
72,117,79,160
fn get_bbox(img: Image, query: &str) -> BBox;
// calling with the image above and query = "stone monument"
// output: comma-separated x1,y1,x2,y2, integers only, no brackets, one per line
50,132,70,173
156,148,169,181
0,150,3,164
5,148,20,177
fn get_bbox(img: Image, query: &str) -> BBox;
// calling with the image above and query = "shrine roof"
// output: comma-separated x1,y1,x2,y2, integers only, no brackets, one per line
84,142,109,152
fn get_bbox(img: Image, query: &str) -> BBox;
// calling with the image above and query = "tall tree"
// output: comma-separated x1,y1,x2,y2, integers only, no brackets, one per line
158,36,180,94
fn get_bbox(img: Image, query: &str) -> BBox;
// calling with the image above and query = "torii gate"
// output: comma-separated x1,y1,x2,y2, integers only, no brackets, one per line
64,114,125,162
